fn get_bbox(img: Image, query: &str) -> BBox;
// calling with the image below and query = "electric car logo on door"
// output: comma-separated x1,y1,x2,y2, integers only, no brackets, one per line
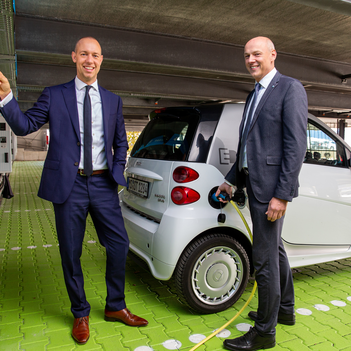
219,148,236,164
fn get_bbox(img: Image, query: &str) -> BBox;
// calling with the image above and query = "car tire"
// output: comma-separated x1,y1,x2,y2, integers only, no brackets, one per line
174,233,250,313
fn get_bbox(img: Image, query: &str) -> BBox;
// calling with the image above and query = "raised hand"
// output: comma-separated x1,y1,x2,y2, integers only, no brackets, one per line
0,71,11,100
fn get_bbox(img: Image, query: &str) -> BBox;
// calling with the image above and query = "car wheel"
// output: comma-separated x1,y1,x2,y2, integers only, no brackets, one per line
174,233,250,313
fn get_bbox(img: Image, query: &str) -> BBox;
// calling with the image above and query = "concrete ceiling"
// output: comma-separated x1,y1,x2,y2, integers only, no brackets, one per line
2,0,351,133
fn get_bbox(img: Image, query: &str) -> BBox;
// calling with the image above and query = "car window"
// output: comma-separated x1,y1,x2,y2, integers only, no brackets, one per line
187,104,223,162
305,121,347,167
131,105,223,162
131,110,199,161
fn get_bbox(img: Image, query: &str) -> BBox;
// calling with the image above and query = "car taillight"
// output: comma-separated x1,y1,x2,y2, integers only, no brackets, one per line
154,108,166,113
171,187,200,205
173,166,199,183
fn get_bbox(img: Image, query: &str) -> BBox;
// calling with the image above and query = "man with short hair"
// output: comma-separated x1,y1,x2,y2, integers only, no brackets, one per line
217,36,308,350
0,37,148,345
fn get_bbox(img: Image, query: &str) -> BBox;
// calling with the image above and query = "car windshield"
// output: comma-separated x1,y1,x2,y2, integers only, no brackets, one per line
131,109,200,161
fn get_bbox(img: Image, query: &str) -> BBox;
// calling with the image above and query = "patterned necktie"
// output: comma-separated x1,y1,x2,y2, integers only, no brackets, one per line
83,85,93,176
238,83,261,171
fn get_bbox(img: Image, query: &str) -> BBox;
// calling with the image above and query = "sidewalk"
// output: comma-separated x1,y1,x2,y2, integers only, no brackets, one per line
1,161,351,350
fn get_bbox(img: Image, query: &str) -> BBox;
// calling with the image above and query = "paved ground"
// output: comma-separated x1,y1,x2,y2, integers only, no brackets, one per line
1,161,351,351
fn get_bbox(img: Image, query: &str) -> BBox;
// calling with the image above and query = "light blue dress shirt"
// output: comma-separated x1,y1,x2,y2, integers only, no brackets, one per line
75,77,108,171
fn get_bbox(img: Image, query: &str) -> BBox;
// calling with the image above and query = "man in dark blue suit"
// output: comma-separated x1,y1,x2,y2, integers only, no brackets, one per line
0,37,148,344
217,37,307,351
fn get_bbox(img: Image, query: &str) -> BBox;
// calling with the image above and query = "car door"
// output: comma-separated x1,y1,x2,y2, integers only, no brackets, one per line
283,117,351,245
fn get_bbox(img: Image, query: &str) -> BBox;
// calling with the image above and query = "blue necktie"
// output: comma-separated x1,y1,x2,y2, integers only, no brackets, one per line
84,85,93,176
238,83,260,171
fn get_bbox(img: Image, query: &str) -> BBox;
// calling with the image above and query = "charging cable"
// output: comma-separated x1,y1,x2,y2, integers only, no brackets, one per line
189,198,257,351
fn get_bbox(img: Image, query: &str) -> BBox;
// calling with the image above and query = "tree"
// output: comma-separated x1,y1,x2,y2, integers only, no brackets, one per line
126,131,141,157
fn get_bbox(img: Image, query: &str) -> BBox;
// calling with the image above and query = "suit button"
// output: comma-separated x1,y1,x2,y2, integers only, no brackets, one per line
77,142,81,146
74,162,78,166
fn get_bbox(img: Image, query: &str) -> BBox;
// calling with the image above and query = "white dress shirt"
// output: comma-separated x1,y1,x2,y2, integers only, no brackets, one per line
0,90,13,107
75,77,107,170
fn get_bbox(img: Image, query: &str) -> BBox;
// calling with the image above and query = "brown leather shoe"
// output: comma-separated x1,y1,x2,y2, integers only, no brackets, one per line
72,316,90,344
104,308,148,326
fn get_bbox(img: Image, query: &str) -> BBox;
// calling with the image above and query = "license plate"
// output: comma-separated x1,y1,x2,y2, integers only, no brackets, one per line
128,178,149,198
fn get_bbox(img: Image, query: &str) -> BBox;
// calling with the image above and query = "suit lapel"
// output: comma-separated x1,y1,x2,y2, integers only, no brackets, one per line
62,79,80,140
250,71,281,127
99,86,110,146
239,90,255,135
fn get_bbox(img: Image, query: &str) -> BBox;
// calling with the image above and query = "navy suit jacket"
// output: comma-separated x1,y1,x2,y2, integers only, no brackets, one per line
225,71,308,203
0,79,128,204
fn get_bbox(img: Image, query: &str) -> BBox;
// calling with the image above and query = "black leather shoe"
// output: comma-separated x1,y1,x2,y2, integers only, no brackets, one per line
248,311,295,326
223,327,275,351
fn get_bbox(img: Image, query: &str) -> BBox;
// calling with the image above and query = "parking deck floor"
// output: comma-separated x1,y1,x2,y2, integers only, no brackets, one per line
1,161,351,351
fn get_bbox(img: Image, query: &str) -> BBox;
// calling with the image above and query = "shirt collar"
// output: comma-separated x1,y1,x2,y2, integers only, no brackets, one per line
257,67,277,89
75,76,99,91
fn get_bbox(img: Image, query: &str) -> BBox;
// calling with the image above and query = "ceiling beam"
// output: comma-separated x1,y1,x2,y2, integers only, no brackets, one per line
16,62,351,111
15,15,351,91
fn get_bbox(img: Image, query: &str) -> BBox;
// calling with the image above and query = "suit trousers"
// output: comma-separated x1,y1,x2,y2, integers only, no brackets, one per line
246,174,295,335
53,172,129,318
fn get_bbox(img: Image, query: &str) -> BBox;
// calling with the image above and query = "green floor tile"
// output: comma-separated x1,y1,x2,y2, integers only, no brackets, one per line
41,316,69,333
93,322,121,338
0,310,22,324
20,283,40,294
3,161,351,351
19,339,50,351
119,325,148,341
0,298,22,311
95,336,127,351
20,325,48,344
141,325,168,345
0,337,23,351
0,323,23,340
288,326,322,346
122,336,152,351
309,341,337,350
1,288,22,300
44,330,75,348
275,329,298,344
20,312,45,328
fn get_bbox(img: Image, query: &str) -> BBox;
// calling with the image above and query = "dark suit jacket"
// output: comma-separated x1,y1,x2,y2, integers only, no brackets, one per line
225,71,308,203
0,79,128,204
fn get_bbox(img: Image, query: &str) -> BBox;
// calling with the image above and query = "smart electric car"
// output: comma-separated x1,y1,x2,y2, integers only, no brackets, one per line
120,103,351,314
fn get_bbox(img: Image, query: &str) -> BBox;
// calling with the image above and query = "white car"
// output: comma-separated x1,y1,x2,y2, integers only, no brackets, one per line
120,103,351,314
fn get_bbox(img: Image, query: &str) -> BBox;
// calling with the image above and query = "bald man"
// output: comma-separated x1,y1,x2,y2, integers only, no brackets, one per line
0,37,148,345
217,37,307,350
